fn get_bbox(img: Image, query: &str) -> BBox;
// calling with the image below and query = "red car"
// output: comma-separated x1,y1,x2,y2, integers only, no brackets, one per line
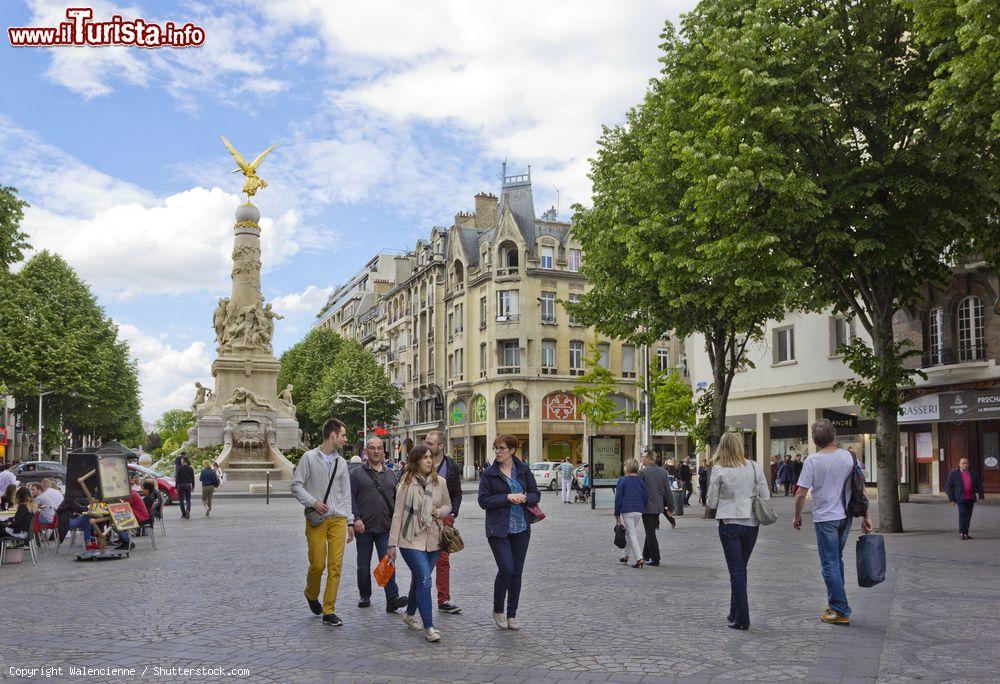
128,463,178,505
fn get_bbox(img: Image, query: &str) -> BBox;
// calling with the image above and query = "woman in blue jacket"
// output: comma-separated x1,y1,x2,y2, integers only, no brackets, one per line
615,458,648,568
477,434,540,631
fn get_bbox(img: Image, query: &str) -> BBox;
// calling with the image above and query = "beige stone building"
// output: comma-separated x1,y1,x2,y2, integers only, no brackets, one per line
313,166,686,478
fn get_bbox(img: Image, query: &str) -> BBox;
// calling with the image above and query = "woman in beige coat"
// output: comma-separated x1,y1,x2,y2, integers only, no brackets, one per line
388,443,451,642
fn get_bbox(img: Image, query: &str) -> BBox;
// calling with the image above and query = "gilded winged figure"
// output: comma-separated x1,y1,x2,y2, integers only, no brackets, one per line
221,135,275,199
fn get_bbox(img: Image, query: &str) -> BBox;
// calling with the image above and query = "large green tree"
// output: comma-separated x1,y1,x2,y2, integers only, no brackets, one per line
277,328,344,441
687,0,998,531
154,408,195,454
0,251,142,451
574,342,623,472
651,368,696,456
0,186,30,272
569,16,809,452
308,339,403,444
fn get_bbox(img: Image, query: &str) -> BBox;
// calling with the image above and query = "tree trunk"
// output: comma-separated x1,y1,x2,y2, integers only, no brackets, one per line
871,318,904,533
874,400,903,532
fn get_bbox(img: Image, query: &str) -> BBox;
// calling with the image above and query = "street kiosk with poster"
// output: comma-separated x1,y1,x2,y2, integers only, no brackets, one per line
589,436,624,509
66,446,135,561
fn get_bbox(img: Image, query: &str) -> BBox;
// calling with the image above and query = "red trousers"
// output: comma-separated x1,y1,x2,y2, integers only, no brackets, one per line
435,516,454,604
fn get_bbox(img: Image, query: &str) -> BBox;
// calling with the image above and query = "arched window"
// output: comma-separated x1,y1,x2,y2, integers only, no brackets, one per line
452,260,465,289
497,241,519,276
449,399,467,426
497,391,529,420
957,296,984,361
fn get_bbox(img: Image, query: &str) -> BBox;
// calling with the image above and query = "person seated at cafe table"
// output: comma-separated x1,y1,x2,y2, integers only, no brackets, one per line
113,485,150,551
0,486,37,541
140,479,159,519
1,483,16,511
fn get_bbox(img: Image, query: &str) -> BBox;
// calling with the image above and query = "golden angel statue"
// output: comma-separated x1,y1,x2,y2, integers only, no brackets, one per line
221,135,275,200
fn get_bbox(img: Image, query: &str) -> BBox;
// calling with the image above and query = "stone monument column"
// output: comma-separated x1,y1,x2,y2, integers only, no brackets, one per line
192,137,299,481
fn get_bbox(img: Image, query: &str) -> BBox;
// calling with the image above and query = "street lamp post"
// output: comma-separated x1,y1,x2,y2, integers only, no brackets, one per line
333,394,369,448
37,389,55,461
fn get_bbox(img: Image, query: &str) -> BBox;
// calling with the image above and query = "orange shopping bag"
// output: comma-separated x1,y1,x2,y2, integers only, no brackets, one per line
373,555,395,587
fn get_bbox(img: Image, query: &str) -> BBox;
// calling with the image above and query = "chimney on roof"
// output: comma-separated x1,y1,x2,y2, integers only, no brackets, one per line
474,192,498,230
454,210,475,228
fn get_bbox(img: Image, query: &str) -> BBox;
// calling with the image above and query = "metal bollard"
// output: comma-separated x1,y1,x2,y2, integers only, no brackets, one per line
266,471,271,505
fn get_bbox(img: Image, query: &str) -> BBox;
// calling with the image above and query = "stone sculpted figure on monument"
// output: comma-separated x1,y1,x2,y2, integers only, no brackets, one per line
192,382,209,415
224,386,273,418
213,298,231,349
262,303,284,347
279,384,295,411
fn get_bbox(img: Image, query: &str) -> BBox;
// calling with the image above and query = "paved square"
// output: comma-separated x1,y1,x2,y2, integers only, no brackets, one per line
2,491,997,683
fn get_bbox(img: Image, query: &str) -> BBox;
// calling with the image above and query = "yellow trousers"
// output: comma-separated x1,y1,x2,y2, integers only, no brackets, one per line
304,517,347,615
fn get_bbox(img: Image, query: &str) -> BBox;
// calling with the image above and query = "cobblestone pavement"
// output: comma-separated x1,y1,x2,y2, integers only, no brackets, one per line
2,490,997,683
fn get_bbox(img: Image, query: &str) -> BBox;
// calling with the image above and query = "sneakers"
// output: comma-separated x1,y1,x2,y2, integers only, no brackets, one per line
506,617,520,631
821,609,850,626
387,596,409,613
305,593,323,616
438,601,461,614
84,542,99,551
358,598,371,608
493,612,508,630
402,613,422,631
322,613,343,626
425,627,442,642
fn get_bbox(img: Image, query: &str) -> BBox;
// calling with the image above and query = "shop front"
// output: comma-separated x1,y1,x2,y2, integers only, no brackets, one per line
900,388,1000,494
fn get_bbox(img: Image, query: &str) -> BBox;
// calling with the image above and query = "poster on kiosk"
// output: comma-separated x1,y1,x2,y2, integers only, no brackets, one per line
590,436,623,509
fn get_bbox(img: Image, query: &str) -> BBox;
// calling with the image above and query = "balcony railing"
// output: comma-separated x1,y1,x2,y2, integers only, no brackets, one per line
497,365,521,375
496,267,519,278
922,343,988,368
496,314,520,323
540,315,557,325
541,366,557,375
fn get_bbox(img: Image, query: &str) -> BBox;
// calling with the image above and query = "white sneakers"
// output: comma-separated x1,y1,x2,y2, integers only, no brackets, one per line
425,627,442,642
493,612,508,630
506,617,520,630
402,613,422,631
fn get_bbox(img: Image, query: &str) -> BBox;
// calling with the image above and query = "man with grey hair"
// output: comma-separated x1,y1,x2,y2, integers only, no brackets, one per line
793,419,872,626
639,450,672,566
350,437,408,612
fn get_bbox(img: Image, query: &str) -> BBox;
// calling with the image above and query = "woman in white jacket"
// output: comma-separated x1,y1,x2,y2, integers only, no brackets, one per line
706,432,771,631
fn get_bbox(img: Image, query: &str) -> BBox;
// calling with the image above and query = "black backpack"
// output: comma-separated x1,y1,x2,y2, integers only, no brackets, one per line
843,452,869,518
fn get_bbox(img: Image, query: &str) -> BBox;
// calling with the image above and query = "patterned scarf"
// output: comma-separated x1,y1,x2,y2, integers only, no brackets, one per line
400,475,434,542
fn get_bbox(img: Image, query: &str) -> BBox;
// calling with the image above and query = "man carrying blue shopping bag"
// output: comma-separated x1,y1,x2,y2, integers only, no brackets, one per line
793,419,873,626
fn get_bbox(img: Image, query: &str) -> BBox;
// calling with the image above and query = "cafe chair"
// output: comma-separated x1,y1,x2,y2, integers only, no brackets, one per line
33,514,60,552
135,499,159,550
1,512,40,566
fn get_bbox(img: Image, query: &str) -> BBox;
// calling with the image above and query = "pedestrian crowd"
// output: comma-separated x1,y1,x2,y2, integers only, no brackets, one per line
291,419,540,642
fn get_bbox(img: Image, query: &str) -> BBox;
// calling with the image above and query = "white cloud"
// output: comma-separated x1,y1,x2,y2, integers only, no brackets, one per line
253,0,696,206
115,321,213,422
271,284,334,318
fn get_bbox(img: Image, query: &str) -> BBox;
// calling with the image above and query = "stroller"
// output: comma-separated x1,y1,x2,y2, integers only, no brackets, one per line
572,476,590,504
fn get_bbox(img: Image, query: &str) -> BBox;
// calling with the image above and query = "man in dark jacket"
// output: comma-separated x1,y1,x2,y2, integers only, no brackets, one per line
350,437,408,611
638,451,671,566
425,430,463,614
175,456,195,519
945,458,985,539
678,459,693,506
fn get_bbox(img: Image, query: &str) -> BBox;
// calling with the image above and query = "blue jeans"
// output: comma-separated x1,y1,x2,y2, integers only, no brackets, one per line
718,523,758,625
815,518,852,617
488,530,531,617
356,532,399,601
68,516,93,542
399,548,439,628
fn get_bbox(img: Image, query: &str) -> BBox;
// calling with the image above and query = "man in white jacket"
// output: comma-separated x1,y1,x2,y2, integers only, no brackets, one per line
291,418,355,626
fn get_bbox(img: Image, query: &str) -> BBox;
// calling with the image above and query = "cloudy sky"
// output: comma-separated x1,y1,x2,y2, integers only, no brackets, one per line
1,0,698,422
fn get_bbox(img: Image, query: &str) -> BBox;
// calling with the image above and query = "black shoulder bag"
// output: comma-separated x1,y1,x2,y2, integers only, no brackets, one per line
305,458,339,527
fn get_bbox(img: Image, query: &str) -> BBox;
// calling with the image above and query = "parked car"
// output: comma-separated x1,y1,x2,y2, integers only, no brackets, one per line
128,463,178,505
529,461,562,491
9,461,67,488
